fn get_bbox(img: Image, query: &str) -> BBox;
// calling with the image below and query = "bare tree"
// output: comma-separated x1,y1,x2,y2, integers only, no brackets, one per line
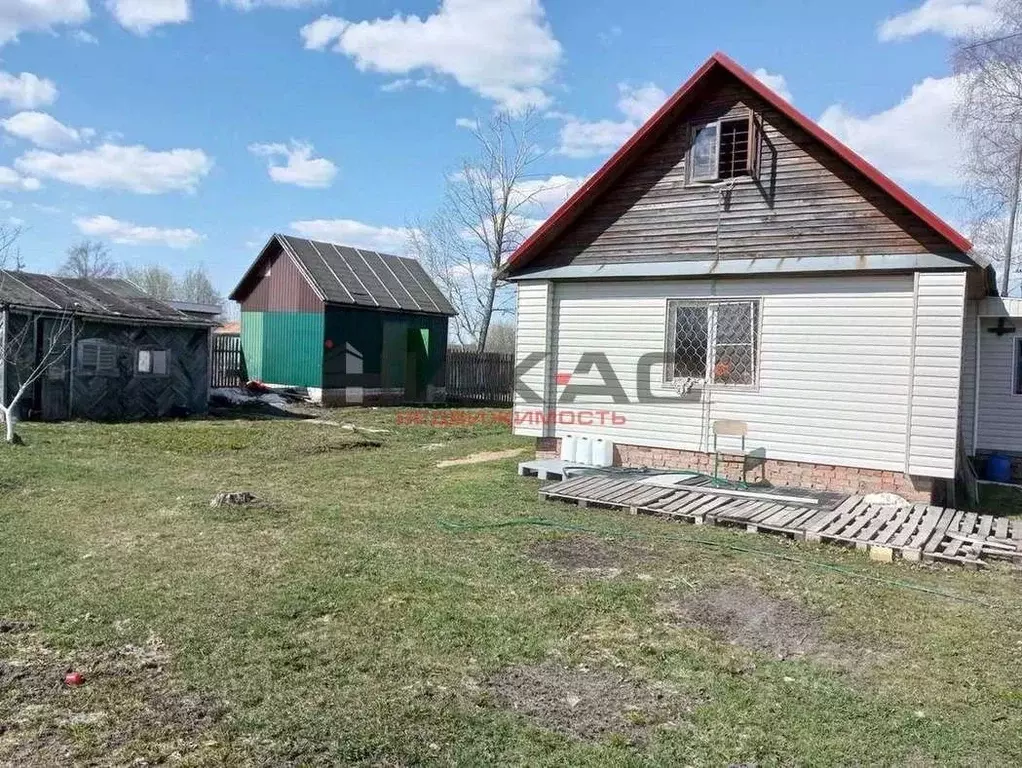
484,321,516,353
58,239,118,279
954,1,1022,295
409,109,553,350
122,263,176,299
178,265,224,308
0,227,73,444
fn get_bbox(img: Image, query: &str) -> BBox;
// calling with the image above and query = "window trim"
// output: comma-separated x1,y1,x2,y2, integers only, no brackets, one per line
76,338,119,377
686,112,760,185
661,296,763,391
135,347,170,377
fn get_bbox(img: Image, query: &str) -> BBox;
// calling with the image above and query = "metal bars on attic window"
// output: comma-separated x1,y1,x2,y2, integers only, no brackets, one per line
688,113,760,183
665,299,760,387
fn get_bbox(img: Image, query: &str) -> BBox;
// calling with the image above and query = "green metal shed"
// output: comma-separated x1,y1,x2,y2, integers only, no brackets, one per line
229,234,455,405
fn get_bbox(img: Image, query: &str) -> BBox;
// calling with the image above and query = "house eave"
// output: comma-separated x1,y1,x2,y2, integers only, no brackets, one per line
504,253,976,282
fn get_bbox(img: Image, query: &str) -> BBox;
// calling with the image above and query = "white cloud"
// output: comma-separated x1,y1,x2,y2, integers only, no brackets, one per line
0,0,90,46
248,140,337,188
290,218,415,253
513,174,586,213
878,0,999,41
0,166,40,191
16,143,213,194
819,75,963,187
222,0,324,8
299,0,562,112
0,71,58,110
0,200,12,210
557,82,666,158
2,111,84,149
752,68,793,102
74,214,204,248
71,29,98,43
455,117,478,130
380,77,444,93
106,0,190,35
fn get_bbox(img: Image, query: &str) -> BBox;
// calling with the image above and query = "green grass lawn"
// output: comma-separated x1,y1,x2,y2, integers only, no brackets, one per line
2,408,1022,766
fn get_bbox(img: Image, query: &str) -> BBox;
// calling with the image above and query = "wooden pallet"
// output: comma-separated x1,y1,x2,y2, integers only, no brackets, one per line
537,475,1020,569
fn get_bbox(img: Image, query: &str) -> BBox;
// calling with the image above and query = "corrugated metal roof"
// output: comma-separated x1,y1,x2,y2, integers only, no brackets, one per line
230,234,456,316
0,271,209,324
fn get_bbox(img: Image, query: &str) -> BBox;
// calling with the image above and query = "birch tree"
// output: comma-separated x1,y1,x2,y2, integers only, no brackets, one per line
409,110,554,350
0,228,73,444
954,1,1022,294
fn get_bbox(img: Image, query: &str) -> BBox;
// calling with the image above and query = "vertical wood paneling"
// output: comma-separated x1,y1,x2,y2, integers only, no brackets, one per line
242,247,323,313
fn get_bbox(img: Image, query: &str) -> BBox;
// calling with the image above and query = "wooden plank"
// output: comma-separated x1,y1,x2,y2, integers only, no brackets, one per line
660,492,698,514
903,507,953,561
819,498,870,538
805,496,861,540
887,505,929,550
994,516,1009,541
838,504,881,542
934,511,967,559
853,506,901,549
869,505,915,547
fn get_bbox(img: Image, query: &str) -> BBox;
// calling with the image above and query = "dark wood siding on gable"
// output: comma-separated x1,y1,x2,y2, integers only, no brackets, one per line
241,246,323,313
532,74,954,270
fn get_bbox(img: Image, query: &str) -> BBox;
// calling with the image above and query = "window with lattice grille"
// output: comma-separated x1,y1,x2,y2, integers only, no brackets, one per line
664,299,760,387
689,114,760,183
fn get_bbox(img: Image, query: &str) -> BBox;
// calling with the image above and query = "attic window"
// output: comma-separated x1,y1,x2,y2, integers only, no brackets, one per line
689,115,759,183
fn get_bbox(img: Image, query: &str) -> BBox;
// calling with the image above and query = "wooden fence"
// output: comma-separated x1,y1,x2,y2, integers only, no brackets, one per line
445,350,514,406
211,333,246,388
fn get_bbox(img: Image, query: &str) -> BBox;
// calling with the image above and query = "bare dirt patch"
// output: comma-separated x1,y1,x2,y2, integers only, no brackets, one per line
485,662,684,743
0,629,229,766
664,586,823,660
436,449,525,468
528,535,653,578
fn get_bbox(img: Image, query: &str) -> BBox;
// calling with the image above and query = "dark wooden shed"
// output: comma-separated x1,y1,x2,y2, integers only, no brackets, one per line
0,270,213,421
230,234,456,405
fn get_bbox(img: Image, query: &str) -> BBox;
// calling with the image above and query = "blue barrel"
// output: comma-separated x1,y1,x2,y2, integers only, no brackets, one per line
986,453,1012,483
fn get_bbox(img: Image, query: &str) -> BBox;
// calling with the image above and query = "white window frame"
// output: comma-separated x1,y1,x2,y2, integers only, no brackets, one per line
662,297,762,390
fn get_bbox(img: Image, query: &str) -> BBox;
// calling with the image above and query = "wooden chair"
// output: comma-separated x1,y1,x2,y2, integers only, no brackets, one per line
712,419,748,485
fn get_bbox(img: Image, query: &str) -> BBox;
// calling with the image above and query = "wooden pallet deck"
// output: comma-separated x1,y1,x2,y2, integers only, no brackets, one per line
537,474,1021,568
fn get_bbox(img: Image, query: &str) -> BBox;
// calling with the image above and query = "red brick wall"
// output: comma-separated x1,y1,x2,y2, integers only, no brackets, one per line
536,437,933,502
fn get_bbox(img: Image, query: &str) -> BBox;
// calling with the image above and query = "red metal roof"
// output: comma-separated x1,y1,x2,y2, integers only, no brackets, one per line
506,51,972,274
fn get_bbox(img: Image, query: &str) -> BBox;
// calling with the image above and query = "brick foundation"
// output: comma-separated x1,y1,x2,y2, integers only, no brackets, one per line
536,437,934,502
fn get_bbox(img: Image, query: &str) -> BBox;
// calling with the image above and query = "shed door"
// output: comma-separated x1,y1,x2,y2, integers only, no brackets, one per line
37,317,70,421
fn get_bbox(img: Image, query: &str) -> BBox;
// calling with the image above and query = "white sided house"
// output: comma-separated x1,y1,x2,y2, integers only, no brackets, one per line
506,52,998,504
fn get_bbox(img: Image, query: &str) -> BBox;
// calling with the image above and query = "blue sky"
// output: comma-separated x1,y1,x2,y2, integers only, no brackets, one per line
0,0,991,294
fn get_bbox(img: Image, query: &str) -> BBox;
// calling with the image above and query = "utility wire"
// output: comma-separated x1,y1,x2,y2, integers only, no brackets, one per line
959,30,1022,51
438,516,1002,608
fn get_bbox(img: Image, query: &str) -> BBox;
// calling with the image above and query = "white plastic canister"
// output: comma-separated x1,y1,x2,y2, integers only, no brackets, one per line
592,437,614,467
559,434,577,462
575,435,592,465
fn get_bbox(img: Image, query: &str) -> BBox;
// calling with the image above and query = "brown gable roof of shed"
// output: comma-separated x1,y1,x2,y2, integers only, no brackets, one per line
505,51,973,276
229,234,456,316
